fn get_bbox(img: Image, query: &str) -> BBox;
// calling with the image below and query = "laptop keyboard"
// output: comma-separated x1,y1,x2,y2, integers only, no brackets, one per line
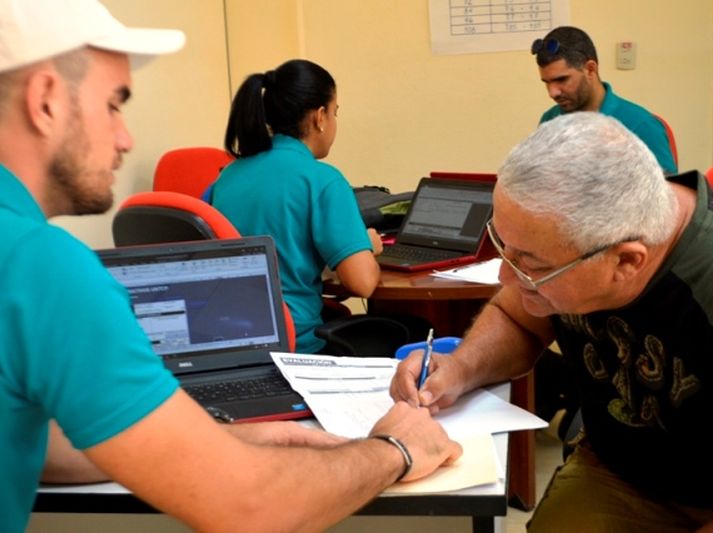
381,243,461,262
184,369,293,403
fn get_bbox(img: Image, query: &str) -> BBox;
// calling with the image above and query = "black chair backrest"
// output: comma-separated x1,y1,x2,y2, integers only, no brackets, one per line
315,315,410,356
112,206,216,246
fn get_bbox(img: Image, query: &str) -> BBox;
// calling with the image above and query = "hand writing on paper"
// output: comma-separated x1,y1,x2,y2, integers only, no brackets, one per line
389,351,467,415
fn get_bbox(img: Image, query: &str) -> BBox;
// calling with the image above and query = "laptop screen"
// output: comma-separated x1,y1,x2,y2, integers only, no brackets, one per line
398,178,493,251
96,237,289,375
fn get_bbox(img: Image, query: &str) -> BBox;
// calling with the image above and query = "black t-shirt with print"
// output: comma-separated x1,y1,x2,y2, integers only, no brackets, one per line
552,172,713,507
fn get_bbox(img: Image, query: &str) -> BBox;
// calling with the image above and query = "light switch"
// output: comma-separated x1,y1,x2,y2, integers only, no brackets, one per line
616,41,636,70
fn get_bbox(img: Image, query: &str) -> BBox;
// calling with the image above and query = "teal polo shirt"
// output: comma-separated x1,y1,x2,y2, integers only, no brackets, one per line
540,82,678,174
0,165,178,533
211,135,372,353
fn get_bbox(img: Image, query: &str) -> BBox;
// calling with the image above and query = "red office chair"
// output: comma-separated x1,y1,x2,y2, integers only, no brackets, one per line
652,114,678,169
153,147,234,199
112,191,297,351
112,191,417,356
705,166,713,188
114,190,240,244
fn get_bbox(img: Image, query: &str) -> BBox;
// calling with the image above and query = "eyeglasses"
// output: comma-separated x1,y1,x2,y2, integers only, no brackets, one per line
531,38,560,55
486,218,627,291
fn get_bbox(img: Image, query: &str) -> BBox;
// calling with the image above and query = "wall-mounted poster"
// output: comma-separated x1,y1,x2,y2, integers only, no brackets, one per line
429,0,570,55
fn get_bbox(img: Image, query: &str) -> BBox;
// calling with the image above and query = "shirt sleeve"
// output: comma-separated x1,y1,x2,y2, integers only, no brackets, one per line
6,226,178,450
631,117,678,174
311,170,372,270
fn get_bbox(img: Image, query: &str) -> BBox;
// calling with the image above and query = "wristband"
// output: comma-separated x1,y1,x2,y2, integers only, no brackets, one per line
370,434,413,482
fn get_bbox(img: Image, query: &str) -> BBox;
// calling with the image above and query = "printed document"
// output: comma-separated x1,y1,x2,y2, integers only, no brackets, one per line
271,352,547,493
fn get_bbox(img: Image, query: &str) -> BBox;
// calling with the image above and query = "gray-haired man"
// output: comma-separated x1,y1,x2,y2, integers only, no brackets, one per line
393,112,713,530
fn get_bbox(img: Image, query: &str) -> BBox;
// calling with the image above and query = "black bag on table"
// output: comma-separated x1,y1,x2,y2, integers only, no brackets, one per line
352,185,413,234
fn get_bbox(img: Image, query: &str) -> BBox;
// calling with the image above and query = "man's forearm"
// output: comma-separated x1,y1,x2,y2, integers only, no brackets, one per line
455,288,553,390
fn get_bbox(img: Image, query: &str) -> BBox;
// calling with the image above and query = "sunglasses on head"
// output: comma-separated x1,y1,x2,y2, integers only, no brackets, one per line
530,38,560,55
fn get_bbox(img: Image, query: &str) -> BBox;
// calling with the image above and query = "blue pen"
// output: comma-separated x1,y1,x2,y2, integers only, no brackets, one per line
417,328,434,389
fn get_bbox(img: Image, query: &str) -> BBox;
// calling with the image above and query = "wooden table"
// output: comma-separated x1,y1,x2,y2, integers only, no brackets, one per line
324,269,537,511
323,269,496,335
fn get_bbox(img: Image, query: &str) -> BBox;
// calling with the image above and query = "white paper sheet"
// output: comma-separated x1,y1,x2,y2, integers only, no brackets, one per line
431,258,502,284
271,352,548,493
384,434,497,494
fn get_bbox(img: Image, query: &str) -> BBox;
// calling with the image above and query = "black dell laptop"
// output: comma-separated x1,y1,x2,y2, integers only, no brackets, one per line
377,177,494,272
96,236,310,423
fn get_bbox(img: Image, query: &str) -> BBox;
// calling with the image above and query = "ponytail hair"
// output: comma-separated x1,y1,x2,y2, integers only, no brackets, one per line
224,59,336,158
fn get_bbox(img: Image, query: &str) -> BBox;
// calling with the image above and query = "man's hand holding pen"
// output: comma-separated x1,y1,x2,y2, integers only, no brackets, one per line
389,341,470,415
417,328,435,391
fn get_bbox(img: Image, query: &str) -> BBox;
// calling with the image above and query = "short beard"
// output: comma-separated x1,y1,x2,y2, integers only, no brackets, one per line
49,144,114,216
567,78,592,113
48,94,113,216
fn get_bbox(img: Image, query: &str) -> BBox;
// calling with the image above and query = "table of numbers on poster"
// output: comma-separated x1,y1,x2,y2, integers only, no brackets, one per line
449,0,553,36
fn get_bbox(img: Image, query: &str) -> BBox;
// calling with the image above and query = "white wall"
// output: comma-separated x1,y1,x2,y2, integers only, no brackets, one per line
53,0,713,249
52,0,231,249
293,0,713,192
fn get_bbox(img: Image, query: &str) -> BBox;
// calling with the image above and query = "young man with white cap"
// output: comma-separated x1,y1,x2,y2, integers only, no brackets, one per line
0,1,461,531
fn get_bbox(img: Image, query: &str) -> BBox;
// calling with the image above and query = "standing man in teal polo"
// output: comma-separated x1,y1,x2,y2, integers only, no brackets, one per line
531,25,677,174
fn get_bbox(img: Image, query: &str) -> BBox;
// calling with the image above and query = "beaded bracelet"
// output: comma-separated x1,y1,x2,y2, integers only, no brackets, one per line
370,434,413,482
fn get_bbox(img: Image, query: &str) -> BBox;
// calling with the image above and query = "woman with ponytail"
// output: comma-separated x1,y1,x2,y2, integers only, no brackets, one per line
210,59,382,353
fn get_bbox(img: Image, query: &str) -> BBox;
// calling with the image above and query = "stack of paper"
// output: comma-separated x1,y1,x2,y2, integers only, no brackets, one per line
270,352,547,494
431,258,502,284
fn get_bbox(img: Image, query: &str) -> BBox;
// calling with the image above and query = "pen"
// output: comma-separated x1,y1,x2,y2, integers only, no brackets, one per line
417,328,434,390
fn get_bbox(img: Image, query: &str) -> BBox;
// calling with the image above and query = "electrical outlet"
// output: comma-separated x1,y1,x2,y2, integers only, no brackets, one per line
616,41,636,70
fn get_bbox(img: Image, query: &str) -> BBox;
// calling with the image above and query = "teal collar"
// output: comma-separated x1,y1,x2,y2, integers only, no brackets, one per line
0,164,46,222
271,134,314,159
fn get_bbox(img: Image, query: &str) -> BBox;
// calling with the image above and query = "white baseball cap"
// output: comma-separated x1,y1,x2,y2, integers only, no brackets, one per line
0,0,186,73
